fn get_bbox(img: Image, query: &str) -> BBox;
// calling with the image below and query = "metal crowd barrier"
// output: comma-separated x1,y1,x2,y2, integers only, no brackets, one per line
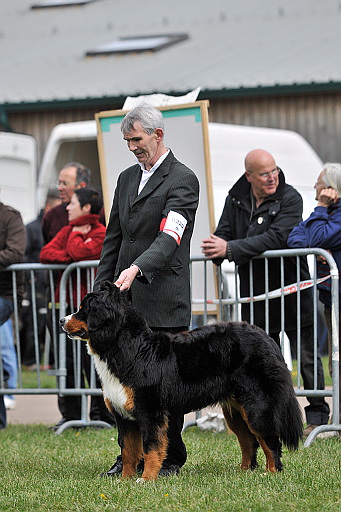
189,249,340,445
0,249,340,444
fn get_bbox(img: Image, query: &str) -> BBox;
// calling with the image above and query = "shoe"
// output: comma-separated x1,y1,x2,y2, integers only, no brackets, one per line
100,456,179,477
303,424,319,437
100,455,123,477
49,418,68,431
4,397,16,410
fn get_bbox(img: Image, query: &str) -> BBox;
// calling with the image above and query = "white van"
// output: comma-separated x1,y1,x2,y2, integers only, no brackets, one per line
36,120,322,224
1,120,322,239
0,131,37,223
209,122,321,223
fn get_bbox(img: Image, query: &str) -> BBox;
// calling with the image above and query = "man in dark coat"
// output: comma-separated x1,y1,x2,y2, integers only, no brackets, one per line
202,149,330,434
0,199,26,429
93,103,199,476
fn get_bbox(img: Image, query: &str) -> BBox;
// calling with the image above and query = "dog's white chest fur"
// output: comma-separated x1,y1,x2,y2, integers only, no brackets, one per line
92,354,134,420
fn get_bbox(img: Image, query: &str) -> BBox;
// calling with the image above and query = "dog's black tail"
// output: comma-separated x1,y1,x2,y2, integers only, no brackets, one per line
278,385,303,450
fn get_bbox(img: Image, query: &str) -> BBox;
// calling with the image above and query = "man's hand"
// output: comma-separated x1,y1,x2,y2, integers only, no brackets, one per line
114,264,140,291
318,187,339,207
201,234,227,259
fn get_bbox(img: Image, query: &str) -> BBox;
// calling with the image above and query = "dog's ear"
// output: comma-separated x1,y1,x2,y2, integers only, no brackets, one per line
87,305,111,331
98,280,132,303
85,293,113,332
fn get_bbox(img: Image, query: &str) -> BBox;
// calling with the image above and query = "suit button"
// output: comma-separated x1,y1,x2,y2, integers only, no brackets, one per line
129,237,135,243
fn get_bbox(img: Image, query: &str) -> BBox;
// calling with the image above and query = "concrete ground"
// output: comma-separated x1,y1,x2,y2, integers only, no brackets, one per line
6,393,333,427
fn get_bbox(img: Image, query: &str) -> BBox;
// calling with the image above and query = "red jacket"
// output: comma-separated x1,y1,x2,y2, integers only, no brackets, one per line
40,214,105,305
42,203,106,244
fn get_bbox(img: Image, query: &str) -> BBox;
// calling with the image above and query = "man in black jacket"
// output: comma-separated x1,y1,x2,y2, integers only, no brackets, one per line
202,149,330,435
93,103,199,476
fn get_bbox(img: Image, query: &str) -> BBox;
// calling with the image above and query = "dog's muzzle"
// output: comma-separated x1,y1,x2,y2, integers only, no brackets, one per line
59,315,87,339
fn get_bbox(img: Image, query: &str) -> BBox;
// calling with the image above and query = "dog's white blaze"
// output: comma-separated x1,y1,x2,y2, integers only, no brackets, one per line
93,355,134,420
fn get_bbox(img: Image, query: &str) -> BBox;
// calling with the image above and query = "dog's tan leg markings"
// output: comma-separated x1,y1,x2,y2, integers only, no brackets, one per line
141,420,169,481
227,401,277,473
123,386,135,412
222,402,256,470
121,427,143,479
258,440,277,473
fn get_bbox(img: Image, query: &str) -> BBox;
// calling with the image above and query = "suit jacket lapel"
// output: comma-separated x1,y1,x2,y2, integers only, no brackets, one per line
128,166,142,207
132,151,173,206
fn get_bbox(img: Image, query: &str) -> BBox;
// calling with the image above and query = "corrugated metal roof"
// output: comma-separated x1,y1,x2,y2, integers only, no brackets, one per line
1,0,340,106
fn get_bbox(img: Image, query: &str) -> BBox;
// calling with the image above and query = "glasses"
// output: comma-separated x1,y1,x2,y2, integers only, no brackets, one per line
258,167,281,179
246,167,281,180
57,180,74,188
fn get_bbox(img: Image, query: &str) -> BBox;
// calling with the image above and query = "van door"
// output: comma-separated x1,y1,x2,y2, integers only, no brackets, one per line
0,132,37,224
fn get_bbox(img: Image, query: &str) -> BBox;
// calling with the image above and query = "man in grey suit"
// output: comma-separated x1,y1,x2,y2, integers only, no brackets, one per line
94,103,199,477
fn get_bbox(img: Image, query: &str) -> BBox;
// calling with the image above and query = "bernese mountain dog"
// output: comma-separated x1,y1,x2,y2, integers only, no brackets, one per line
60,281,302,481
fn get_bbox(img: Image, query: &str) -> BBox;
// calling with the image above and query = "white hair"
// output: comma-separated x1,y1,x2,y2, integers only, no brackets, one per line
322,162,341,196
121,103,164,135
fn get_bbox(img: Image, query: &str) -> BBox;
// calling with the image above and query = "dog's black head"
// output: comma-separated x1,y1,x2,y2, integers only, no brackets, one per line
60,281,132,351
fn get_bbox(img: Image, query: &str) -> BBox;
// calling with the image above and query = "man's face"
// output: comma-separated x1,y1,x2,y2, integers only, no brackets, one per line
245,161,280,202
123,121,162,170
58,166,77,204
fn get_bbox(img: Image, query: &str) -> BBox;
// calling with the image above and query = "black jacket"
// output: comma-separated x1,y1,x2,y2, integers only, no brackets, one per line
93,150,199,328
214,171,313,332
0,202,26,302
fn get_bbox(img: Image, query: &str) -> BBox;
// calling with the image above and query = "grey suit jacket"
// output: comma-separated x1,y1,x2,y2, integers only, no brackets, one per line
93,150,199,328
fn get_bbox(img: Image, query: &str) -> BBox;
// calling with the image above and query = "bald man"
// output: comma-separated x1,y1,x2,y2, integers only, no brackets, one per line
202,149,330,434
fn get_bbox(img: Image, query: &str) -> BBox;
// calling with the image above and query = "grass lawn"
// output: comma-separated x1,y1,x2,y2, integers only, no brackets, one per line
0,425,339,512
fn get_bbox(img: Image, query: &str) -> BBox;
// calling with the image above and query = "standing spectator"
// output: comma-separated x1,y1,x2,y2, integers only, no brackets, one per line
20,189,61,368
93,103,199,477
40,187,114,430
42,162,91,244
288,162,341,427
41,163,106,425
0,197,26,429
201,149,330,435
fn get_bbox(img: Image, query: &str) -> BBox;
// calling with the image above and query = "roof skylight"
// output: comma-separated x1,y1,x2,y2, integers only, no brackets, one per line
86,34,188,56
31,0,96,8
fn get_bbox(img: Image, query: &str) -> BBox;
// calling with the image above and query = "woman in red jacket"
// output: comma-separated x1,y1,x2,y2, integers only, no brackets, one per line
40,187,115,429
40,187,105,306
